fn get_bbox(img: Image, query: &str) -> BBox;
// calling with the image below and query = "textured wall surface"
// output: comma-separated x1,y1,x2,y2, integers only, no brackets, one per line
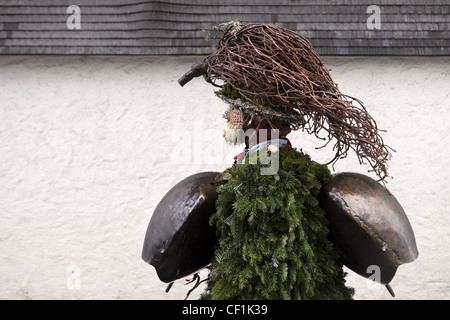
0,55,449,300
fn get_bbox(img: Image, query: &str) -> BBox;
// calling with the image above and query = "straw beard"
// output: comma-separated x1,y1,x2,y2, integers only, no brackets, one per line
222,106,245,145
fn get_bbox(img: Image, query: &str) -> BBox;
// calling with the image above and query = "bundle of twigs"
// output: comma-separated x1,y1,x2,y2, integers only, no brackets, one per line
180,23,393,183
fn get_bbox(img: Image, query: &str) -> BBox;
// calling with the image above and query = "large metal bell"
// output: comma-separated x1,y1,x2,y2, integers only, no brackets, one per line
142,172,220,283
319,172,419,285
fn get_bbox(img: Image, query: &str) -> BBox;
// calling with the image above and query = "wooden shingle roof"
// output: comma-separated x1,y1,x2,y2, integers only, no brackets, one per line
0,0,449,55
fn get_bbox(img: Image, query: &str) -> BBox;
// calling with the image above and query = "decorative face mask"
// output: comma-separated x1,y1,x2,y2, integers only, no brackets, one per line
222,106,245,145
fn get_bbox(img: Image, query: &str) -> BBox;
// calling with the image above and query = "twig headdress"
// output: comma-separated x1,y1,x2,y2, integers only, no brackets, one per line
179,23,393,183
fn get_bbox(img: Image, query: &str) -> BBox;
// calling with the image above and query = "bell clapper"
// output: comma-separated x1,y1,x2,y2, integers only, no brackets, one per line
385,284,395,297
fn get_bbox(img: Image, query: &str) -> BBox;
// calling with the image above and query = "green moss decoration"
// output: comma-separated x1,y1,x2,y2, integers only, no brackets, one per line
215,83,302,126
202,145,354,300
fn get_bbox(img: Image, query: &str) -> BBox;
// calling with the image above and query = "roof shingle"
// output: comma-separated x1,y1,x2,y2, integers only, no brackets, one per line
0,0,448,55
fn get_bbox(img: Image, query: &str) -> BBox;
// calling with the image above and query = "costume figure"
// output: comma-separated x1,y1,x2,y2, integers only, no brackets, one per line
142,23,418,299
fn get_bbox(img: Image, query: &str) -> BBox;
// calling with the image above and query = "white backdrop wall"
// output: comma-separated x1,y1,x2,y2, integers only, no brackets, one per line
0,55,449,300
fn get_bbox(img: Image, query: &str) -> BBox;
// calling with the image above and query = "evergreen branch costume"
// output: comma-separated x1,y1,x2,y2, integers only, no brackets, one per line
202,146,354,300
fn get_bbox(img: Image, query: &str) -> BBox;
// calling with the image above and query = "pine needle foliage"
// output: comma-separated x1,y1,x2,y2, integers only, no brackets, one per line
202,145,354,300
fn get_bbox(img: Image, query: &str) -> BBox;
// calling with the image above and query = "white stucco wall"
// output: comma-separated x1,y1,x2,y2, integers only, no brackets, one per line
0,55,449,300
